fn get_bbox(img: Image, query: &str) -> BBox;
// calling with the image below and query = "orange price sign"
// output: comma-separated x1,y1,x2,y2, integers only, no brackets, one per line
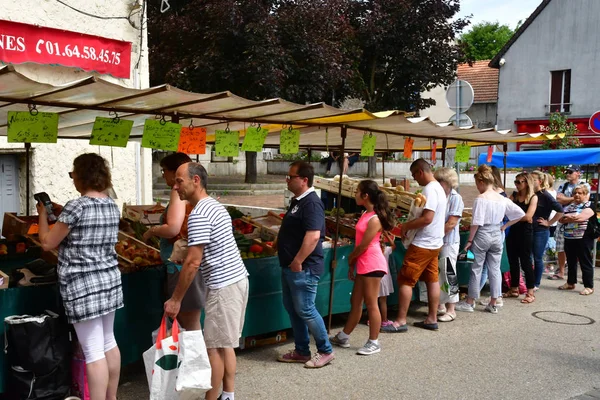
178,127,207,154
403,137,414,159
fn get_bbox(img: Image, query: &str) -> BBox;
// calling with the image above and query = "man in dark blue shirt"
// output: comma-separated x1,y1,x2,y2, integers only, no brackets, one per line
276,161,334,368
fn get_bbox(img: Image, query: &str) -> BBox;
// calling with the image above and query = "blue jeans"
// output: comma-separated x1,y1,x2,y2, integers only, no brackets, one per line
281,268,332,355
533,229,550,287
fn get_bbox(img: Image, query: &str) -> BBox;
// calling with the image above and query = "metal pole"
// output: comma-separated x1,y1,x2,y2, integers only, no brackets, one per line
328,126,347,333
382,152,385,185
503,143,508,187
25,142,31,216
442,139,447,167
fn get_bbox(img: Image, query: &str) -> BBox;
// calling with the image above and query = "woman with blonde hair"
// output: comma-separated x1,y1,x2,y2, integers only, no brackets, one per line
455,166,524,314
504,172,538,303
530,171,563,290
558,185,595,295
432,167,464,322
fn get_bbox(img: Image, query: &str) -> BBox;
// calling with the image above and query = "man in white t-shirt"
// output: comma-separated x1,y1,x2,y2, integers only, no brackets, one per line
165,162,248,400
382,158,447,333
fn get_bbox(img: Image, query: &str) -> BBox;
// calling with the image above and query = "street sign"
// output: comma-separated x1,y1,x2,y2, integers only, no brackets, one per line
446,80,474,113
449,113,473,128
590,110,600,134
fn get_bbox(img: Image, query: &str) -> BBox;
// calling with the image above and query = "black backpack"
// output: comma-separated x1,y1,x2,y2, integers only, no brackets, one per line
585,205,600,239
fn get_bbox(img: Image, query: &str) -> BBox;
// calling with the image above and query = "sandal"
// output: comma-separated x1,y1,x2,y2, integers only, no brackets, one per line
520,294,535,304
503,288,520,298
558,283,576,290
548,274,564,280
580,288,594,296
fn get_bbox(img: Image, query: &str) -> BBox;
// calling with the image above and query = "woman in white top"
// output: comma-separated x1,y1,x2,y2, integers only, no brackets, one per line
455,165,525,314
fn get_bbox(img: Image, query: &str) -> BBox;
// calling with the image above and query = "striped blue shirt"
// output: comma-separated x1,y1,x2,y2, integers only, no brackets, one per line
187,197,248,289
444,189,464,245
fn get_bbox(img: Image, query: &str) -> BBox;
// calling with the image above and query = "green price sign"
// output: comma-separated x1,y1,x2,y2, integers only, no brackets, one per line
241,126,269,152
360,133,376,157
215,130,240,157
455,144,471,163
7,111,59,143
280,129,300,154
89,117,133,147
141,119,181,151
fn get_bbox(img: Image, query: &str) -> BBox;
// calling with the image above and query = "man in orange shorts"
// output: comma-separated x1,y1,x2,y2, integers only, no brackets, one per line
382,158,447,332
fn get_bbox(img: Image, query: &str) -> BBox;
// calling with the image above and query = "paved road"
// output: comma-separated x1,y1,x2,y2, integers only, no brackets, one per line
118,271,600,400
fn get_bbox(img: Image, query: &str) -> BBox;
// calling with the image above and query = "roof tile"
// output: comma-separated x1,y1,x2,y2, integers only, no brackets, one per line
457,60,499,103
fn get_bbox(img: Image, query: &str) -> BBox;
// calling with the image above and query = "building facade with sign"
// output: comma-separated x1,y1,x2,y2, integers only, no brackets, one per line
0,0,151,224
490,0,600,150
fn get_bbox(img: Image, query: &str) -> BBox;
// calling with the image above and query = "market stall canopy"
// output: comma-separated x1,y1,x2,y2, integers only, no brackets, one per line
0,65,535,149
478,148,600,168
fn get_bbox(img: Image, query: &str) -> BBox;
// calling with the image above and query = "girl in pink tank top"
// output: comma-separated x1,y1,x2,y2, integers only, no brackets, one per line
330,180,396,355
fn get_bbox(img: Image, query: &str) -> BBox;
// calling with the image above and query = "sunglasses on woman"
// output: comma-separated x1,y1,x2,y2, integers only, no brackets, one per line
514,180,526,185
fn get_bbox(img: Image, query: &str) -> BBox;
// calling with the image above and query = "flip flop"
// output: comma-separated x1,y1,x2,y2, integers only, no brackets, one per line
558,283,575,290
520,294,535,304
381,323,408,333
580,288,594,296
413,321,439,331
438,313,456,322
548,274,564,280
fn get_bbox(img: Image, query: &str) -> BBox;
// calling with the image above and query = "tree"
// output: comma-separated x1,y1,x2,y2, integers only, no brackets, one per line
542,112,582,180
459,22,514,61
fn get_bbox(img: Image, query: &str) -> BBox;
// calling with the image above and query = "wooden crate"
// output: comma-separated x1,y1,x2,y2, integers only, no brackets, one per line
25,235,59,265
2,213,41,239
325,217,356,238
116,231,162,272
242,212,282,240
122,204,165,225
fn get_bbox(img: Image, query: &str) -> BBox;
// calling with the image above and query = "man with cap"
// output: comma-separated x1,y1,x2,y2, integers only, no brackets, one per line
551,166,590,280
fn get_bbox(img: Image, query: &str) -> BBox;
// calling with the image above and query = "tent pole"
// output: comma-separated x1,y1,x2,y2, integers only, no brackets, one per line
503,143,508,187
442,139,447,167
328,126,347,333
25,142,31,216
382,152,385,185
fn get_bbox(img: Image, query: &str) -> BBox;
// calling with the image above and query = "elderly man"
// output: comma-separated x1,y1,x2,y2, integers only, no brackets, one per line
165,162,249,400
276,161,334,368
382,158,447,332
551,166,590,280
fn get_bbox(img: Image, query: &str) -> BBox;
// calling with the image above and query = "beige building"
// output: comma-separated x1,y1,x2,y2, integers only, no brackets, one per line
0,0,152,230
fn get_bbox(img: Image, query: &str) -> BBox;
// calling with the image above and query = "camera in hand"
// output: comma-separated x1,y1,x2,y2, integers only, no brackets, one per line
34,192,57,222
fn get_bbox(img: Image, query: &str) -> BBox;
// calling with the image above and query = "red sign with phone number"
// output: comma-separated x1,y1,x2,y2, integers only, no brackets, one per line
0,20,131,79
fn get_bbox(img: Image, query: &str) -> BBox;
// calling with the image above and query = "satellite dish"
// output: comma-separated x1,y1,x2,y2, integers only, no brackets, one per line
446,80,474,113
449,113,473,128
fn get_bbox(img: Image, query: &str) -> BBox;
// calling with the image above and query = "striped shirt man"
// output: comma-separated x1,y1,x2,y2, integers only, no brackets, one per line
187,197,248,289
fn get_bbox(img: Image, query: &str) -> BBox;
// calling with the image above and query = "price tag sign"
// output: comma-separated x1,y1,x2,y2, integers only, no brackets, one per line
280,129,300,154
403,138,414,159
241,126,269,152
141,119,181,151
431,141,437,163
360,133,376,156
178,127,207,154
7,111,59,143
215,130,240,157
486,145,494,163
455,144,471,163
89,117,133,147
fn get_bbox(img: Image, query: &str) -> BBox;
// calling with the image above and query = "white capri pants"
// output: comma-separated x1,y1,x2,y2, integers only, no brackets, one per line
73,312,118,364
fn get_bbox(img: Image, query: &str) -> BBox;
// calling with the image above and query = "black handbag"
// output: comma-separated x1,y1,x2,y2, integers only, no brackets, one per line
4,311,71,400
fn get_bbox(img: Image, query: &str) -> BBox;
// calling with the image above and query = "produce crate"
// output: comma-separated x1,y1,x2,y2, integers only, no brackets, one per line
242,212,282,241
24,235,58,265
2,213,44,240
116,231,162,273
325,217,357,238
122,204,165,225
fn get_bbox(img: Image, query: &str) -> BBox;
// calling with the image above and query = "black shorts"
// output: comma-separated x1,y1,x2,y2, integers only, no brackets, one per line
549,226,556,237
360,271,385,278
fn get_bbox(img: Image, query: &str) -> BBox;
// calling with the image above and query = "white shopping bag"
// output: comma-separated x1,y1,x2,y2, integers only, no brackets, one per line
401,200,424,249
143,318,180,400
176,329,212,399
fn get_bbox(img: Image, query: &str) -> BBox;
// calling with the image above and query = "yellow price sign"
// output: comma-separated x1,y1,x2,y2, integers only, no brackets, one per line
241,126,269,152
280,129,300,154
7,111,59,143
89,117,133,147
141,119,181,151
215,130,240,157
361,133,376,156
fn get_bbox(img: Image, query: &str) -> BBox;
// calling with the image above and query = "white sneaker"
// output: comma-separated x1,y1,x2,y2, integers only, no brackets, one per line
479,296,504,307
455,301,475,313
485,304,499,314
357,340,381,355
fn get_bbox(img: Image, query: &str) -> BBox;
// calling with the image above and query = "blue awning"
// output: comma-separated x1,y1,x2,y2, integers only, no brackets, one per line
478,148,600,168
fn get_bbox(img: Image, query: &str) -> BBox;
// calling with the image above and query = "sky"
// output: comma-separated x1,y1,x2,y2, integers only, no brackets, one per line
457,0,543,31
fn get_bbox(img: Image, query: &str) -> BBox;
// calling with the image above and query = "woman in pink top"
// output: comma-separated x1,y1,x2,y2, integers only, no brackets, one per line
330,180,396,355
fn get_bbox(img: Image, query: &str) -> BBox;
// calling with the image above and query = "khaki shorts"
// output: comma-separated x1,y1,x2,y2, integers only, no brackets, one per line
204,277,249,348
397,244,442,287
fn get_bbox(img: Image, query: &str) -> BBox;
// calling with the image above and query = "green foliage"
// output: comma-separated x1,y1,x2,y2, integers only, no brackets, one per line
459,22,514,61
541,112,581,180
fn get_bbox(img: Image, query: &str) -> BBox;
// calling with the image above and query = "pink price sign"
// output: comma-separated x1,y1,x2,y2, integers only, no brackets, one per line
0,19,131,78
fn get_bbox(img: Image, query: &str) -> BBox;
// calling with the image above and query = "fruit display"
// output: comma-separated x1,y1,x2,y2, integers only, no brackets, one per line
115,233,162,270
0,243,8,256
